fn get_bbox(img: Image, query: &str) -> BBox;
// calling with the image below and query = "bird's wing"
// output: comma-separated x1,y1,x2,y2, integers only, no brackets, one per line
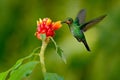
74,9,86,25
80,15,106,32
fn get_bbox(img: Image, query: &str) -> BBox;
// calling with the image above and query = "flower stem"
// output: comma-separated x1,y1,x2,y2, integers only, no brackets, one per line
39,38,49,75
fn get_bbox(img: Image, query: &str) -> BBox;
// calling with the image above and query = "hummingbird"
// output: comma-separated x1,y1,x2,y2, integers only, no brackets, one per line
62,9,106,51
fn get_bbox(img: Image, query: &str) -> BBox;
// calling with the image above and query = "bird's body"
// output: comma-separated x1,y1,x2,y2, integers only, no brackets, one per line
66,18,91,51
62,9,106,51
68,22,84,42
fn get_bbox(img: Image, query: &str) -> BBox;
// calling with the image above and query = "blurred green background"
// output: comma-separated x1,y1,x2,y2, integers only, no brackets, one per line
0,0,120,80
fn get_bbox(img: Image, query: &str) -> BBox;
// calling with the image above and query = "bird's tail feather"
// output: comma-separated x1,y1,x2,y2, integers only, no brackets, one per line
82,39,91,51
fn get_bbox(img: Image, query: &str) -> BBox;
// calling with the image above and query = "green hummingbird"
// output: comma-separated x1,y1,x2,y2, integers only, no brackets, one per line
62,9,106,51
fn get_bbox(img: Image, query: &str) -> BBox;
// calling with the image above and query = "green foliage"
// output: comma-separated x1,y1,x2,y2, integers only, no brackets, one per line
0,71,9,80
50,37,66,63
0,45,64,80
0,51,39,80
56,46,66,64
9,61,39,80
44,73,64,80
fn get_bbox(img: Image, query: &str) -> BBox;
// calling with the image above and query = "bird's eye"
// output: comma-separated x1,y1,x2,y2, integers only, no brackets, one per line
68,19,73,22
69,19,71,21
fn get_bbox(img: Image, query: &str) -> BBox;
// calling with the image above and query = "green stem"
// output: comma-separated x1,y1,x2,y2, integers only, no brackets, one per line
39,38,49,75
50,37,58,49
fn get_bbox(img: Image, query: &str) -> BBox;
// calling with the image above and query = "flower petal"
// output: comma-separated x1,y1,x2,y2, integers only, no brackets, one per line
39,18,42,24
52,21,62,30
46,18,52,26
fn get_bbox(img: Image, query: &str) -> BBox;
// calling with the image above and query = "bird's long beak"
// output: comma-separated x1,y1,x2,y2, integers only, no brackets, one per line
61,20,70,24
61,21,66,24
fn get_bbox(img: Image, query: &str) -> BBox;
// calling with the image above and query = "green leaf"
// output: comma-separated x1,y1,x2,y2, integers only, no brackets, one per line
9,61,39,80
44,72,64,80
40,34,46,41
50,37,66,64
10,51,35,73
56,46,66,64
0,48,39,80
0,55,33,80
0,71,9,80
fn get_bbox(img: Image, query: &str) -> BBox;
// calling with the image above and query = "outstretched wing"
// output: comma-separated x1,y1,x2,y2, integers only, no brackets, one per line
74,9,86,25
81,15,106,32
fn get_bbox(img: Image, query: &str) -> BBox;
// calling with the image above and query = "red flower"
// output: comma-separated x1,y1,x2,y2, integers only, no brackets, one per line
35,18,62,40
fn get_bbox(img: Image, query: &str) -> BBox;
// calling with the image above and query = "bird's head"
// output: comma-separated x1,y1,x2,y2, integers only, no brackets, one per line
61,17,73,25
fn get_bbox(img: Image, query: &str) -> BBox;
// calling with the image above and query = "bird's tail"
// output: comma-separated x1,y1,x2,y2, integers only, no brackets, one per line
82,39,91,51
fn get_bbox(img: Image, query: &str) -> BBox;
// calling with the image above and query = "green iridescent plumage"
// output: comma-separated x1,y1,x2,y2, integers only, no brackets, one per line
62,9,106,51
